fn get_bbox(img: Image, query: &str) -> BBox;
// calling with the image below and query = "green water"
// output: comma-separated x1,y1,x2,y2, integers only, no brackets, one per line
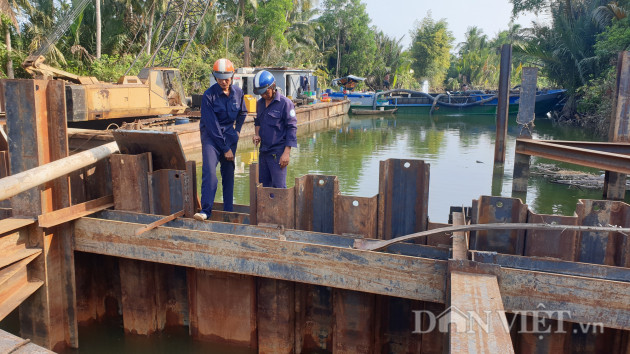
192,112,618,223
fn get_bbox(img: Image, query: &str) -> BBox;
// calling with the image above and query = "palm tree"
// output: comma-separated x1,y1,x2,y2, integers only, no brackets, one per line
0,0,19,78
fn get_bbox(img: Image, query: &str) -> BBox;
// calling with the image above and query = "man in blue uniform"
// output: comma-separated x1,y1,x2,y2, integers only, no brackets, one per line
252,70,298,188
194,58,247,221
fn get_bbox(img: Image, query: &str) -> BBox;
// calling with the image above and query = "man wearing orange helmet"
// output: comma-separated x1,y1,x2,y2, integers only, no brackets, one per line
194,58,247,221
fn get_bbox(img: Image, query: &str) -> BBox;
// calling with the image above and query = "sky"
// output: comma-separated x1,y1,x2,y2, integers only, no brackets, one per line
360,0,546,50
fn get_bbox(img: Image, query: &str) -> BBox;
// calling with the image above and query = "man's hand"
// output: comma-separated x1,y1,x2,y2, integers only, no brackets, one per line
225,149,234,161
279,150,290,168
252,135,261,146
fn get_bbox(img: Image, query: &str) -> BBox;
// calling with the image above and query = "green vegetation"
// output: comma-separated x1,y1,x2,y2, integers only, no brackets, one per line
0,0,629,135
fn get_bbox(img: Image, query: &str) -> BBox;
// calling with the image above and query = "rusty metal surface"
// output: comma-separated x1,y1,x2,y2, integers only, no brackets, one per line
249,163,258,225
188,270,256,347
374,296,423,353
575,199,630,266
525,212,578,261
296,284,333,352
450,271,515,353
471,250,630,282
332,289,374,353
74,252,122,325
378,159,430,240
516,139,630,174
149,169,187,215
334,194,378,239
257,278,295,353
257,186,295,229
112,130,186,170
110,153,151,213
610,52,630,142
73,217,447,303
295,175,338,233
470,196,527,254
97,209,451,260
119,259,159,335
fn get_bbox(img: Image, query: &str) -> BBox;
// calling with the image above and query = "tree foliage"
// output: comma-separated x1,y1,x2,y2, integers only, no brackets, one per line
409,13,452,89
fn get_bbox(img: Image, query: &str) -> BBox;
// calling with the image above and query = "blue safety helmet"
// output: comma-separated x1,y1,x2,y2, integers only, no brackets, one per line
254,70,275,95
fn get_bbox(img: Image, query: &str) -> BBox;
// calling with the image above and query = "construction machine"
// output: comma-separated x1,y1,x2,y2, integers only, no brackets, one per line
23,55,188,122
20,0,208,122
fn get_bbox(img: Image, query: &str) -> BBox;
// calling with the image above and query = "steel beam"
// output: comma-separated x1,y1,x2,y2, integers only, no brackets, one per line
73,217,447,303
515,139,630,174
73,215,630,330
449,270,515,353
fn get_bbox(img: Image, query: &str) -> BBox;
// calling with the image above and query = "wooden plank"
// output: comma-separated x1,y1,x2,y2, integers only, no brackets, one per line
134,210,184,236
188,270,256,347
37,195,113,228
257,186,295,228
0,217,35,235
452,212,467,260
110,153,151,213
73,217,447,303
378,159,429,240
334,195,378,238
0,329,55,353
450,271,515,353
112,130,187,170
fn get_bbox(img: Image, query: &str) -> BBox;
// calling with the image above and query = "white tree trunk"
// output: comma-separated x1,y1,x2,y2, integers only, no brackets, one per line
5,29,13,79
146,2,155,55
96,0,101,58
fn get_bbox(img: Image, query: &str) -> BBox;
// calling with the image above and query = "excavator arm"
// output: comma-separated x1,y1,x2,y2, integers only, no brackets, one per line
22,55,98,84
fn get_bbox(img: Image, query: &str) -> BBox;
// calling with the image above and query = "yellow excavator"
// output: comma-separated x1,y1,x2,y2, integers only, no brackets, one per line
19,0,207,122
22,55,188,122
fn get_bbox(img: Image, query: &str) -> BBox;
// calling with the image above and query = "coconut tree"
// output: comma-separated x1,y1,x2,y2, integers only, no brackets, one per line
0,0,18,78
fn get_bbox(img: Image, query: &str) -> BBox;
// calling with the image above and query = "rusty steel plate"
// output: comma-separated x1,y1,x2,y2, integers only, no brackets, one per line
112,130,186,171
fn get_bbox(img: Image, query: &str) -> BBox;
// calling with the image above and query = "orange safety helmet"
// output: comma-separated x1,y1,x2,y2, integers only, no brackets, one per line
213,58,235,80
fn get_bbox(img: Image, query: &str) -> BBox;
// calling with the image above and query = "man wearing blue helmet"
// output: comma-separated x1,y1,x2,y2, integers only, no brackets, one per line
194,58,247,221
252,70,298,188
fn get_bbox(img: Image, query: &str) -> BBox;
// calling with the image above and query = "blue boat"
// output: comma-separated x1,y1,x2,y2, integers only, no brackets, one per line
329,88,566,116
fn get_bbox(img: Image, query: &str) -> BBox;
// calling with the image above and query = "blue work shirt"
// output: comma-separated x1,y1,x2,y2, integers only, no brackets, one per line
254,92,298,154
200,83,248,153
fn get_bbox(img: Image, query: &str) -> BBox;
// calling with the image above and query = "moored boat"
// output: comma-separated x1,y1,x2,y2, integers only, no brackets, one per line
331,88,566,116
352,108,398,115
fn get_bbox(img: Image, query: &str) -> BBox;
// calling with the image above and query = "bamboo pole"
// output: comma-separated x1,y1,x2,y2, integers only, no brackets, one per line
0,141,119,201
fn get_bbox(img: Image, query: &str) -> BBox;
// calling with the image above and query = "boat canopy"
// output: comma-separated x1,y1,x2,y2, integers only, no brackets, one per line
331,75,366,90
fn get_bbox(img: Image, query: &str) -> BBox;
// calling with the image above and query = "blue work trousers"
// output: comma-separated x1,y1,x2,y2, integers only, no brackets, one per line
200,140,236,215
259,151,287,188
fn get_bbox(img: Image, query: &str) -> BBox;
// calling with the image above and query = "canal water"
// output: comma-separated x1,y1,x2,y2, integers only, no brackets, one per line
192,111,620,223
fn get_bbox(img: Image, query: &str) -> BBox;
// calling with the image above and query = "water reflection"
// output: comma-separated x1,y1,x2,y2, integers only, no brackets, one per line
190,112,623,223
